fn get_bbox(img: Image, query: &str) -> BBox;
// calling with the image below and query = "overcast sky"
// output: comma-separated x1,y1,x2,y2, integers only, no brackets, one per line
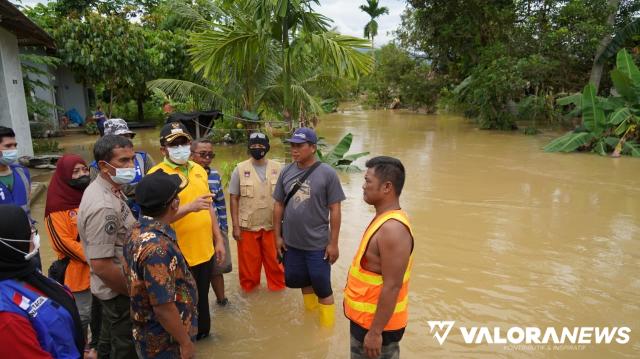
16,0,406,46
313,0,405,46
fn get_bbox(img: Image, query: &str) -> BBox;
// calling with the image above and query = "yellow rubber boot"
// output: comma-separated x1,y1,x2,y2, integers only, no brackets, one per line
303,293,319,311
318,303,335,328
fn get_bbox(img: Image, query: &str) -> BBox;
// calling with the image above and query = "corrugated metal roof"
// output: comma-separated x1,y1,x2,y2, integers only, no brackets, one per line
0,0,55,49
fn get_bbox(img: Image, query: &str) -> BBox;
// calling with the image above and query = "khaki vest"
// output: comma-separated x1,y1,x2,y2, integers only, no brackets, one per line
238,159,282,231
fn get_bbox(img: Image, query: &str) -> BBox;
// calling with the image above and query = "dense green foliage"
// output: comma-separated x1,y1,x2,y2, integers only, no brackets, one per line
359,44,440,111
22,0,190,122
148,0,373,128
377,0,640,131
545,49,640,157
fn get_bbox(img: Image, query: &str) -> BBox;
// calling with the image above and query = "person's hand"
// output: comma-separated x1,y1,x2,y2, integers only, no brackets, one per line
232,226,241,241
276,235,287,260
215,241,226,265
324,243,339,264
363,330,382,358
179,340,195,359
187,194,214,213
84,348,97,359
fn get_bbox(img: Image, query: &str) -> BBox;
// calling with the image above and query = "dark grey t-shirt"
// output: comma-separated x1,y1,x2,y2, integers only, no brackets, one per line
273,162,345,251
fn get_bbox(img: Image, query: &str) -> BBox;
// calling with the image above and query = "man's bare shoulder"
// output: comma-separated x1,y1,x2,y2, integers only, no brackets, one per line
376,219,412,248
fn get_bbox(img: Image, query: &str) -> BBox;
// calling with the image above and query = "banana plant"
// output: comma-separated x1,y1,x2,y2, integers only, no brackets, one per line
545,49,640,157
317,133,369,172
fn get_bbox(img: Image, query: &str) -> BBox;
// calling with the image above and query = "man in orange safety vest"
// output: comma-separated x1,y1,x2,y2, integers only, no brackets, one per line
344,156,414,359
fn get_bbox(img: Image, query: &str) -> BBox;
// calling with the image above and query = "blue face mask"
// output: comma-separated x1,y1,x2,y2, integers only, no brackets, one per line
168,145,191,165
102,161,136,185
0,149,18,165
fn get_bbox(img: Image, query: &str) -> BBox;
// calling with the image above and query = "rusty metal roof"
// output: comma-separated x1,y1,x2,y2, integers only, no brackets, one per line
0,0,55,49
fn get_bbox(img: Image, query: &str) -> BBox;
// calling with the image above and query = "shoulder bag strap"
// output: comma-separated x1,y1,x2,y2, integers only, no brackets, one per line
283,161,322,208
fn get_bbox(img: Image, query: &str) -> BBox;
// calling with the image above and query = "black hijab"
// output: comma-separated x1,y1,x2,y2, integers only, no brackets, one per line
0,205,85,354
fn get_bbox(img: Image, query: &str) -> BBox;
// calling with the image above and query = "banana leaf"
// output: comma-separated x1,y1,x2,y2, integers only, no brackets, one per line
609,107,633,125
593,139,607,156
581,84,606,135
604,137,621,147
600,96,627,111
543,131,595,152
344,152,370,161
616,49,640,86
556,92,582,107
597,19,640,63
610,70,638,102
324,133,353,164
623,141,640,157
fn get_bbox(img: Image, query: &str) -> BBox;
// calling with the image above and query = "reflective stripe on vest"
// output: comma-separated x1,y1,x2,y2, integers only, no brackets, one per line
132,152,145,184
0,279,81,359
237,159,281,231
343,210,413,331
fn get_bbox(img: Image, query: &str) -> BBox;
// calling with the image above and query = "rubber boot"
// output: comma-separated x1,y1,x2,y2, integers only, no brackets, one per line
318,303,335,328
303,293,319,311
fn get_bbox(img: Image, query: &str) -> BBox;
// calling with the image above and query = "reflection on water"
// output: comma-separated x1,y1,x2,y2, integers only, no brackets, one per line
30,110,640,358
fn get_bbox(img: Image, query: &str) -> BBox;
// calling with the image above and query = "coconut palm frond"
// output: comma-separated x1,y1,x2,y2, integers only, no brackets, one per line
147,78,225,109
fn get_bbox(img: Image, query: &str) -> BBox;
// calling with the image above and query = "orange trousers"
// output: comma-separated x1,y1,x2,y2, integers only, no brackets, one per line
237,229,285,292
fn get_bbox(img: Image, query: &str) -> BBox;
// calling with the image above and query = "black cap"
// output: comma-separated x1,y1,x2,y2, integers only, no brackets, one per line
248,132,269,148
135,170,187,214
160,121,192,145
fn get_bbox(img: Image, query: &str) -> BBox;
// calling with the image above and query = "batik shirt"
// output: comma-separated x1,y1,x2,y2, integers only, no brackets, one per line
124,216,197,358
206,167,228,231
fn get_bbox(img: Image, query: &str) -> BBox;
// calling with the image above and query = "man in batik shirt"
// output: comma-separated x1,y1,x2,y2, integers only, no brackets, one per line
123,170,197,359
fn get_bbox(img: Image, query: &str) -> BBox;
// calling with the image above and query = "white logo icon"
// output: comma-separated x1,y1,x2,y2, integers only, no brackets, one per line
428,320,455,345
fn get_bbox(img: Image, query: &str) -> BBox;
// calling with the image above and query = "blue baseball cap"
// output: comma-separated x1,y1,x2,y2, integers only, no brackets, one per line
285,127,317,144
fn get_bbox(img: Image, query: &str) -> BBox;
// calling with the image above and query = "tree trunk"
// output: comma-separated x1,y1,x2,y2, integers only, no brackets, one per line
136,95,144,122
282,14,292,126
108,87,113,118
589,0,620,92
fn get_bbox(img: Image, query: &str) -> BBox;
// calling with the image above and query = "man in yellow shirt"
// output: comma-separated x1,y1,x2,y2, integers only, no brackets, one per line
148,121,225,340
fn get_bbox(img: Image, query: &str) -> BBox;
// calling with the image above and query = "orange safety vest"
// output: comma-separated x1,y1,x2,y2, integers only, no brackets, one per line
343,210,414,331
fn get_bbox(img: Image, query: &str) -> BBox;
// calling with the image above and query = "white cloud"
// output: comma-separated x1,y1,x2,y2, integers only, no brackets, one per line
314,0,406,47
14,0,406,46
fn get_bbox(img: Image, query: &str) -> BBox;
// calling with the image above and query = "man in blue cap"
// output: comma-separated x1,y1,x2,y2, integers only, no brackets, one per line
273,127,345,327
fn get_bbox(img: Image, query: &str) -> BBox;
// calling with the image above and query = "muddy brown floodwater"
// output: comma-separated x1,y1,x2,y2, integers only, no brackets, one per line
30,109,640,358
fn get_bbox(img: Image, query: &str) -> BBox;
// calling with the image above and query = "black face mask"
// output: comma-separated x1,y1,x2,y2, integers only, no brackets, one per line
249,148,267,160
68,175,90,190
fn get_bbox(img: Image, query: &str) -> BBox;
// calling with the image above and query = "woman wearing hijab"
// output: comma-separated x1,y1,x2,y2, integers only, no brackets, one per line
0,204,84,358
44,155,93,344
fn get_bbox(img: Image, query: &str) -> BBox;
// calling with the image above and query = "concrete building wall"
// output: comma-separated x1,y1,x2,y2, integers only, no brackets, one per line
0,27,34,156
55,66,89,120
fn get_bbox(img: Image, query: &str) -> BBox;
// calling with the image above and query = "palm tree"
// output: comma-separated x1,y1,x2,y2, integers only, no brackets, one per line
149,0,373,125
359,0,389,49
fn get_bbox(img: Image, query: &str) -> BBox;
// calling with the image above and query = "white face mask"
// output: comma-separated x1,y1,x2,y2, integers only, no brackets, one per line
0,149,18,165
167,145,191,165
0,232,40,260
103,161,136,185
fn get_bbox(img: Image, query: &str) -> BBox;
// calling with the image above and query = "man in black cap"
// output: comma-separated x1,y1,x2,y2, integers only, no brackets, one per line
228,132,285,292
148,121,225,340
123,170,198,359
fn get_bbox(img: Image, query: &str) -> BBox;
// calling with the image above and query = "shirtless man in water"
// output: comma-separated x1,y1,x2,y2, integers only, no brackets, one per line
344,156,414,359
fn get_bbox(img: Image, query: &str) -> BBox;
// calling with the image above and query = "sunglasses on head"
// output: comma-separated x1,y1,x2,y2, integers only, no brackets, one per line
249,132,266,139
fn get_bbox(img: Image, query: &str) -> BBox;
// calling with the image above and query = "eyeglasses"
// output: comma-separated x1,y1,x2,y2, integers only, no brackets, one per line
249,132,266,139
193,151,215,159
